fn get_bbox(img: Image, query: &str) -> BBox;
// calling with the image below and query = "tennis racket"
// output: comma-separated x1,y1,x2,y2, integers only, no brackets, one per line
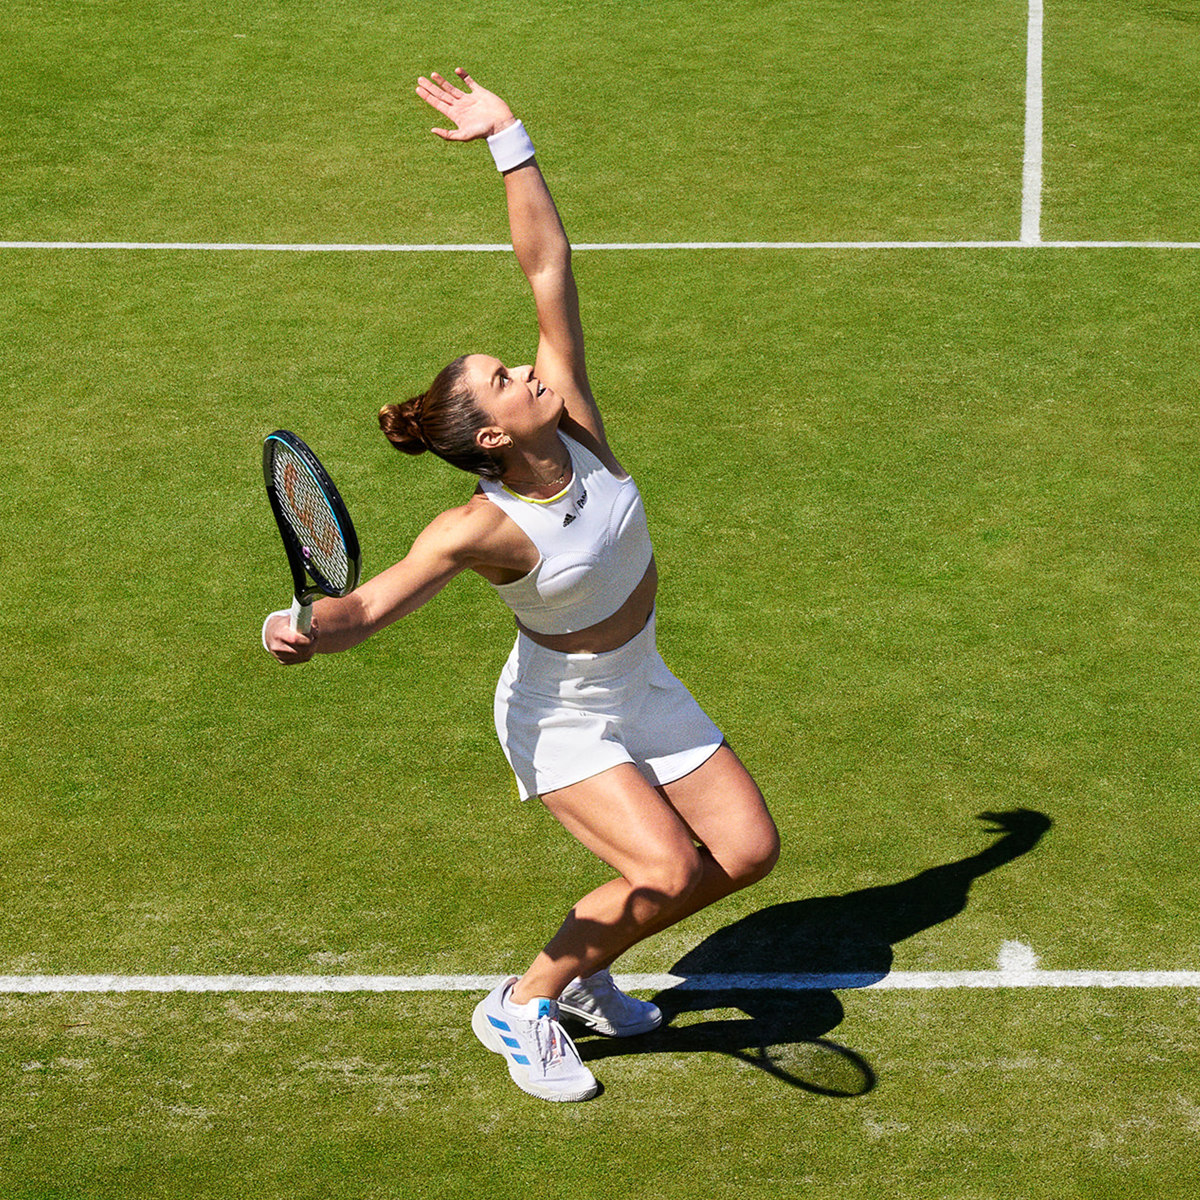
262,430,362,633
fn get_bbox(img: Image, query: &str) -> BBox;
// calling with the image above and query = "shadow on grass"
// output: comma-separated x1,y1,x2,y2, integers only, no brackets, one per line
575,808,1052,1097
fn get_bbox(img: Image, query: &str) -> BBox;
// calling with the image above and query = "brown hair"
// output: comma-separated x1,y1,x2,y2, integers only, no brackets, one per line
378,356,504,480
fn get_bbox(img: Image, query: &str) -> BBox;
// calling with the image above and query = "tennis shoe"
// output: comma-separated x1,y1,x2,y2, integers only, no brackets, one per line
471,977,599,1102
557,968,663,1037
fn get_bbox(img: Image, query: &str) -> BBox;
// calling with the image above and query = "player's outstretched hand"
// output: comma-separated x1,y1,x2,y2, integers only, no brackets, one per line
416,68,516,142
263,613,319,665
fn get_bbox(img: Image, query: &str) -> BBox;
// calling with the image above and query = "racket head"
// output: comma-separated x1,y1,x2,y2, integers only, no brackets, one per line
262,430,362,607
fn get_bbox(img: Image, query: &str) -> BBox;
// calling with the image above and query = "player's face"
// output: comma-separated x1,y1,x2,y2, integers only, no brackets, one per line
464,354,560,441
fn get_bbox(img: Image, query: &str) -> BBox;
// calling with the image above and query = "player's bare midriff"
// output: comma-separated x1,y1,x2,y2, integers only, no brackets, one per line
517,556,658,654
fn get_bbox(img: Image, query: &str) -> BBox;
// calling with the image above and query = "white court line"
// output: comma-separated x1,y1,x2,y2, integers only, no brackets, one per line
1,240,1199,252
2,971,1199,994
1022,0,1045,244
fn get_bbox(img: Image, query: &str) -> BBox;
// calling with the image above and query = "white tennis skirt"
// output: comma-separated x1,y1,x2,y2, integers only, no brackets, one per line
493,610,724,800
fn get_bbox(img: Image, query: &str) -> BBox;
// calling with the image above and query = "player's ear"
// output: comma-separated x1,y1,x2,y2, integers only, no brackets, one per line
476,426,512,452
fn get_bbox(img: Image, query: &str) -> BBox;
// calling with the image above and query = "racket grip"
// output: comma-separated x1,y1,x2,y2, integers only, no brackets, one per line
290,596,313,634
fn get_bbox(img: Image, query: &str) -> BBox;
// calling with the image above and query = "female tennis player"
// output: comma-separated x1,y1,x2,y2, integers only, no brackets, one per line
263,68,780,1102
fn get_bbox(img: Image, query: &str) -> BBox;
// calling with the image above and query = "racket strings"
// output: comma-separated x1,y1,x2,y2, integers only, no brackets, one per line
272,451,351,590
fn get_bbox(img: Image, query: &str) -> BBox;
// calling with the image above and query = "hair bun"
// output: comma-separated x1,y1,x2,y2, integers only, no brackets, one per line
379,397,428,456
379,356,503,480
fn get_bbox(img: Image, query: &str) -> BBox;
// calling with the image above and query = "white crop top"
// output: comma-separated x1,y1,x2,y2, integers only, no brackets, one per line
478,433,653,635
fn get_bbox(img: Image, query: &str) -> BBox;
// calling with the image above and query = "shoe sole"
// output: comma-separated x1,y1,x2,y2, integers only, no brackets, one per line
556,1000,663,1038
471,999,600,1103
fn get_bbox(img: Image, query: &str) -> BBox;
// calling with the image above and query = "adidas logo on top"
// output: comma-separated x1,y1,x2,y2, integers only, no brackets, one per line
563,487,587,526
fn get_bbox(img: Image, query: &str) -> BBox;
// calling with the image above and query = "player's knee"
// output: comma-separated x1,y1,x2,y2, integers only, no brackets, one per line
755,828,782,881
730,824,781,889
630,845,704,911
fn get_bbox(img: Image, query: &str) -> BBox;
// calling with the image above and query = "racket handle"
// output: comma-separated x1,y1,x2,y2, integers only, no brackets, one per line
290,596,313,634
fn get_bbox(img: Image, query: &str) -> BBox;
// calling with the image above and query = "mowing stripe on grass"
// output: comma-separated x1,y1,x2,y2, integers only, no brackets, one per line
3,971,1198,994
2,241,1199,252
1021,0,1044,244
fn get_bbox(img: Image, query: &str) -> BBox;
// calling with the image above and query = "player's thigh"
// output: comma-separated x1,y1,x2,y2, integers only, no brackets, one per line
657,743,780,880
540,763,703,892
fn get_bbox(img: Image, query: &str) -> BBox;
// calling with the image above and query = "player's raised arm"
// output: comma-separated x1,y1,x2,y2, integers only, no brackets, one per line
416,69,608,460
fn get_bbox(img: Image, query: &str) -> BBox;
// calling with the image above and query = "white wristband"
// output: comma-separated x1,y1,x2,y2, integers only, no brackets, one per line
486,120,535,172
262,609,291,652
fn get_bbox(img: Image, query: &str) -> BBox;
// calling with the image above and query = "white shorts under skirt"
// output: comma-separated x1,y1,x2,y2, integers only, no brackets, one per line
493,610,724,801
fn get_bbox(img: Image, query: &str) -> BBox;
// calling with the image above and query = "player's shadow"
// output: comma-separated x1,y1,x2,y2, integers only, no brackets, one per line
574,808,1052,1096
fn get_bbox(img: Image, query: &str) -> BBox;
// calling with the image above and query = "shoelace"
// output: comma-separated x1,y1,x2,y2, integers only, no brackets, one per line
532,1014,567,1072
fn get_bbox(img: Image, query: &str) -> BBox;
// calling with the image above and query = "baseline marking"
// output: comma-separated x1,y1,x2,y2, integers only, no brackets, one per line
3,971,1198,994
2,241,1199,252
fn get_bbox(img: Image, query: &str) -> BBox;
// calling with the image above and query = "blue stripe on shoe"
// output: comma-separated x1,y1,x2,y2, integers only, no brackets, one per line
501,1035,521,1049
512,1054,531,1066
488,1015,510,1031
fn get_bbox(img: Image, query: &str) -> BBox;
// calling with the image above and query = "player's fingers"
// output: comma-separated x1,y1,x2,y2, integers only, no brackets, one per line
431,70,467,98
416,77,454,106
271,630,317,663
274,622,316,649
418,98,456,126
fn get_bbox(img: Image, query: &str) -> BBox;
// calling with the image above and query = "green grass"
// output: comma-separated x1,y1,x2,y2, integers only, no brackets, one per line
4,247,1198,977
1046,0,1200,241
3,1,1200,1197
5,991,1200,1199
2,0,1030,244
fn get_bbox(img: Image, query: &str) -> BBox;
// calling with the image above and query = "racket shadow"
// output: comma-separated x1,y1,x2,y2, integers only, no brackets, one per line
576,808,1052,1096
573,987,871,1097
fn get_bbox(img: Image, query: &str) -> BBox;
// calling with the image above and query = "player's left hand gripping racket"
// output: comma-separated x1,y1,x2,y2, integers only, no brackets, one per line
262,430,362,633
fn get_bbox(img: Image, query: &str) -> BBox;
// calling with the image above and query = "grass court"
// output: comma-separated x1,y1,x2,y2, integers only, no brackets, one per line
2,2,1199,1196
